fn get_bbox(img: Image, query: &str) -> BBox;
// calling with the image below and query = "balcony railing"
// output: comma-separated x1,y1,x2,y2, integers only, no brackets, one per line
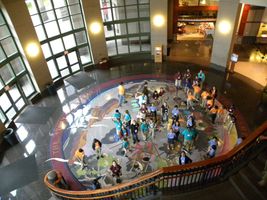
44,120,267,199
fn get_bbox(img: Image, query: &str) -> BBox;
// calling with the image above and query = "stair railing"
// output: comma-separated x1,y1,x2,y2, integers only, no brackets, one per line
44,120,267,200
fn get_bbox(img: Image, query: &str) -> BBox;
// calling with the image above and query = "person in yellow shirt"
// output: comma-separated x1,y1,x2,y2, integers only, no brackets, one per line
118,82,126,107
193,84,201,100
209,105,218,124
216,105,225,124
187,91,198,110
74,148,88,170
200,90,209,108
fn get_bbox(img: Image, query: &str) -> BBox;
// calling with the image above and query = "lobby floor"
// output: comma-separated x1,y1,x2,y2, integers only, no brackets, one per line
0,61,267,200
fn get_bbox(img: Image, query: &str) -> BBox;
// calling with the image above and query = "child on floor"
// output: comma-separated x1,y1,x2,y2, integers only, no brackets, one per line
161,101,169,123
148,118,156,139
122,137,130,157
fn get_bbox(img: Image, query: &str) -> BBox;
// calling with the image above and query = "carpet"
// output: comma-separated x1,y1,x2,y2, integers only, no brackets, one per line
65,71,95,90
0,154,38,195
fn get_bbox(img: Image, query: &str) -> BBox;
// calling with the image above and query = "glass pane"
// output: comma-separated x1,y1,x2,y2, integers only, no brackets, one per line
26,0,38,15
71,15,83,29
139,5,149,17
6,107,16,121
31,14,42,26
68,51,78,65
1,37,18,57
16,98,26,111
127,22,139,34
45,21,60,37
125,0,137,5
67,0,79,5
0,79,4,90
69,4,80,15
59,17,72,33
141,35,150,51
0,25,10,40
47,60,59,79
37,0,52,11
41,43,52,58
140,21,150,33
56,56,68,69
19,75,35,97
117,38,129,54
139,0,149,4
79,46,91,64
71,63,80,73
63,34,76,49
0,46,6,62
10,57,25,75
106,40,116,56
104,24,115,38
101,8,112,22
0,109,6,123
75,31,87,45
100,0,111,8
53,0,66,8
50,38,64,54
0,93,12,112
35,25,46,41
114,23,127,36
56,7,69,18
126,5,138,19
60,68,70,77
41,11,55,23
129,37,140,52
112,7,125,20
0,63,15,84
8,85,21,102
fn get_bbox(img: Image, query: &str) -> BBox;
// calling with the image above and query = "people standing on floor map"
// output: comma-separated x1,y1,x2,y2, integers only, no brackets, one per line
161,101,169,123
124,110,131,129
171,105,180,122
74,148,88,170
149,103,157,122
197,69,205,88
140,118,149,141
130,119,140,144
92,138,103,160
118,82,126,107
175,71,182,94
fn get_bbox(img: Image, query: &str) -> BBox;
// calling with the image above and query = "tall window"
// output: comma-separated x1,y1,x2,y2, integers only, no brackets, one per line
0,11,36,125
100,0,151,57
26,0,93,81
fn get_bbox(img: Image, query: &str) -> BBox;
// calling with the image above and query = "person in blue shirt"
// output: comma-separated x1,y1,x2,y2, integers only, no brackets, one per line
122,137,130,157
206,145,217,158
182,128,197,152
178,151,192,165
149,103,157,122
113,109,121,120
140,119,149,141
171,105,180,122
167,130,176,150
197,69,205,88
113,118,123,139
124,110,131,128
186,113,195,130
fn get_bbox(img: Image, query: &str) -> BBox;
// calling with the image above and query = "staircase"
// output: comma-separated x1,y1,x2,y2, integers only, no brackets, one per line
159,145,267,200
229,147,267,200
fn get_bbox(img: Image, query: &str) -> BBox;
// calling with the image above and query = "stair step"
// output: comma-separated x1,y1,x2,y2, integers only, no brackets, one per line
229,172,266,200
248,160,264,178
257,149,267,163
239,167,267,200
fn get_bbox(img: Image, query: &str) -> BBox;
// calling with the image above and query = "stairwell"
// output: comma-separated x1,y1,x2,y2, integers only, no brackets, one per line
158,145,267,200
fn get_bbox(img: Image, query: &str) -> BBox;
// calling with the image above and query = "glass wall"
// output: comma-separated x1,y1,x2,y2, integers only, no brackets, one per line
25,0,93,81
100,0,151,57
178,0,219,6
0,11,36,125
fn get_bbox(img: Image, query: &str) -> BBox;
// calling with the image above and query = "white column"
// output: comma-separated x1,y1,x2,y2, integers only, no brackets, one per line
210,0,242,71
150,0,168,57
82,0,108,64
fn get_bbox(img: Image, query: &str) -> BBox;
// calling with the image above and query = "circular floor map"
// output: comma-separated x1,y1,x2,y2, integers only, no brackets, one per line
49,74,239,190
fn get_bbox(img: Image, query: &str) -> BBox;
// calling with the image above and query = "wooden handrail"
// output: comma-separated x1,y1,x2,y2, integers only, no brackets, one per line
44,120,267,198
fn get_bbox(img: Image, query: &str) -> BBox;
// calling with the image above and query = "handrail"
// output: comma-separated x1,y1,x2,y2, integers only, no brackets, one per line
44,120,267,199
